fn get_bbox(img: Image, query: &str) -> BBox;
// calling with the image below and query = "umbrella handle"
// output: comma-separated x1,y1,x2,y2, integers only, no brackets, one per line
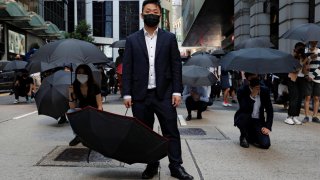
125,108,129,116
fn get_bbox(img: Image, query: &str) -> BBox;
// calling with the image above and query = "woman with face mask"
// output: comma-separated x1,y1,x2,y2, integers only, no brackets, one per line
68,64,103,146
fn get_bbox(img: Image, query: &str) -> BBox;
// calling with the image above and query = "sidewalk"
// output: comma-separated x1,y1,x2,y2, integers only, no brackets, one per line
0,94,319,179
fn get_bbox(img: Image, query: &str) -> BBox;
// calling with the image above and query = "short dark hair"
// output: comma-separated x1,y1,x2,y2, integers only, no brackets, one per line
244,72,256,79
294,42,305,49
142,0,161,12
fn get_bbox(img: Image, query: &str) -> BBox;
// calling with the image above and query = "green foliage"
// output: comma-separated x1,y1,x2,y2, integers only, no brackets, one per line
65,20,94,43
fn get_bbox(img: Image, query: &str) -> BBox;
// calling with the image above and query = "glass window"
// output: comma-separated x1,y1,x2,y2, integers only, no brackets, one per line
93,1,113,38
119,1,139,40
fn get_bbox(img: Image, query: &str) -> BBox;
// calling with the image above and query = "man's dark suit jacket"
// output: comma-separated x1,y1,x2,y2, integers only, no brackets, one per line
234,85,273,131
122,28,182,100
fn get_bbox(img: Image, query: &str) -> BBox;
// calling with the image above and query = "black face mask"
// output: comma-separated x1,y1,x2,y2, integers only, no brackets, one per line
143,14,160,27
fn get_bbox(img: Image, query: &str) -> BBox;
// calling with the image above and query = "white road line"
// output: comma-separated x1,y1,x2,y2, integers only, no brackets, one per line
13,111,38,120
178,114,187,126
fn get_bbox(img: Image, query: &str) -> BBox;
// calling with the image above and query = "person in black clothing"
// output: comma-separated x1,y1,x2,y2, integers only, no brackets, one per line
234,72,273,149
13,70,34,104
68,64,103,146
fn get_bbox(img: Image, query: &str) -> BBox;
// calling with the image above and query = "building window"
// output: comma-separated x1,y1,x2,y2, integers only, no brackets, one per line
93,1,113,38
43,0,66,30
119,1,139,40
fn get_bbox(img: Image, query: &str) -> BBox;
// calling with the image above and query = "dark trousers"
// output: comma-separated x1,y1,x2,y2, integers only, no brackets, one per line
185,96,207,116
287,77,304,117
14,86,29,100
132,90,182,168
235,113,271,149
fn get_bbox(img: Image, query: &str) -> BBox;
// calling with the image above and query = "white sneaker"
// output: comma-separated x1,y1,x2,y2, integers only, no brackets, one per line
227,103,232,107
292,117,302,125
222,102,228,107
284,117,295,125
13,99,19,104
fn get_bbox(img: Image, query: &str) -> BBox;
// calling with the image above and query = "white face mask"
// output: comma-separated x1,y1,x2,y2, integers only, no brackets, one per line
77,74,88,84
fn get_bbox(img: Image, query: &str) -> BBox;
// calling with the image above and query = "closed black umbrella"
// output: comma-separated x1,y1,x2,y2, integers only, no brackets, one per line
30,39,110,66
67,107,169,164
182,65,218,86
220,48,301,74
3,60,27,71
184,53,219,67
35,70,75,119
110,40,126,48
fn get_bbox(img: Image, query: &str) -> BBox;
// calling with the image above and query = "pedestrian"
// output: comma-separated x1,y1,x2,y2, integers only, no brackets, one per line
122,0,193,179
13,70,34,104
303,41,320,123
284,42,309,125
221,70,232,106
115,48,124,96
234,72,273,149
182,86,209,121
68,64,103,146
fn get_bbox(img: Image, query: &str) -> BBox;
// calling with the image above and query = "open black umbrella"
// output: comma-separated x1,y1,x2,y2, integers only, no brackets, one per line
184,53,219,67
211,49,226,57
110,40,126,48
67,107,169,164
182,65,218,86
25,61,56,74
35,70,75,119
234,37,274,50
220,48,301,74
3,60,27,71
280,23,320,42
0,60,10,71
30,39,110,66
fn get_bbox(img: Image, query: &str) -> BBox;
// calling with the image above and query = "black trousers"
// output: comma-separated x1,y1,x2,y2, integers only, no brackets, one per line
235,113,271,149
287,77,304,117
14,86,29,100
132,90,182,168
185,96,207,115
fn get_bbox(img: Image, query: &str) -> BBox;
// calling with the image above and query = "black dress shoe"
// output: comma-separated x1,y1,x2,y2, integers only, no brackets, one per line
141,164,159,179
69,136,81,146
240,136,249,148
196,113,202,119
170,166,194,180
186,115,192,121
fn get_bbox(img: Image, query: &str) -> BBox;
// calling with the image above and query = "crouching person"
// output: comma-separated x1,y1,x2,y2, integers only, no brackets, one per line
234,72,273,149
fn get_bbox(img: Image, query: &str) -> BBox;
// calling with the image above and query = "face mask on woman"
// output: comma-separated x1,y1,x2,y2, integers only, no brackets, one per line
77,74,88,84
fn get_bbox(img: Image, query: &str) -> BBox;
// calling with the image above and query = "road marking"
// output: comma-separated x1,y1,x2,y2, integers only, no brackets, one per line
0,93,9,97
13,111,38,119
178,114,187,126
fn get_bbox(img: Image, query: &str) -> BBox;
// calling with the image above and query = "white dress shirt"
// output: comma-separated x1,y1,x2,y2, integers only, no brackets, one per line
249,88,261,119
144,28,158,89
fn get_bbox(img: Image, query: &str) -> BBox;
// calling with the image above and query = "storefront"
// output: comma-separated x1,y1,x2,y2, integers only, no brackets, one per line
0,1,61,61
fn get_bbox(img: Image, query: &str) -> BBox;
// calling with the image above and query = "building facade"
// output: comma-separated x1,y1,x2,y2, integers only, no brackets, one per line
234,0,320,53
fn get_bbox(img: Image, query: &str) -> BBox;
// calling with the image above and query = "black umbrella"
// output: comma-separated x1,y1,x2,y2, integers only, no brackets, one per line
0,60,10,72
25,61,56,74
30,39,110,66
35,70,75,119
182,65,218,86
110,40,126,48
234,37,274,50
67,107,169,164
3,60,27,71
211,49,226,57
220,48,301,74
280,23,320,42
184,53,219,67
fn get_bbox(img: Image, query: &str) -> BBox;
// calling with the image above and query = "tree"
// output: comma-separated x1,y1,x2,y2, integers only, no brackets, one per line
65,20,94,43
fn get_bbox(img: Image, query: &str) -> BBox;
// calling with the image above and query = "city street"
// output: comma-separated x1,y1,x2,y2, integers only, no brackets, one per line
0,93,319,180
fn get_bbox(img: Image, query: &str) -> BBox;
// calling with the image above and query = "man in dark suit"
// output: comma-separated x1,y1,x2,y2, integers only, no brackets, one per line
122,0,193,179
234,72,273,149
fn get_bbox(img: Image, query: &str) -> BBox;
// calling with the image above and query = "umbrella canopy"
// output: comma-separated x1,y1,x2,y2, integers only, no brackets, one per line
25,61,56,74
67,107,169,164
3,60,27,71
35,70,75,119
182,65,218,86
110,40,126,48
280,23,320,42
220,48,301,74
184,53,219,67
234,37,274,50
211,49,226,57
30,39,110,65
0,60,10,72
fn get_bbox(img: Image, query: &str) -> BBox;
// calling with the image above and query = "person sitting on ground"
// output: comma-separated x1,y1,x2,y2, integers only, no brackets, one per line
13,70,34,104
234,72,273,149
68,64,103,146
183,86,209,121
